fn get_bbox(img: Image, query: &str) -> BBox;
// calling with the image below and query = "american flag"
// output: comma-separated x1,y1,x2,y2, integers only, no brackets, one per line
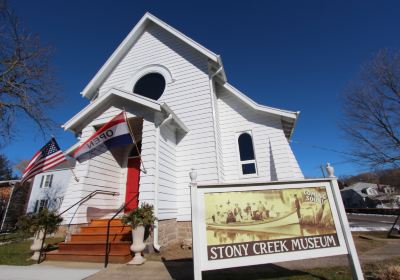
21,138,67,184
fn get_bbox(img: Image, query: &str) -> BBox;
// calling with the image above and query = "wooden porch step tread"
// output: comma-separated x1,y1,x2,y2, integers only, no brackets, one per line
90,218,123,221
80,226,130,230
61,241,131,245
46,249,131,256
81,225,130,229
72,233,130,236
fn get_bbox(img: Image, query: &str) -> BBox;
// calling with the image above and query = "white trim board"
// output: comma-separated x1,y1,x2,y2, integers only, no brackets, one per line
63,88,188,134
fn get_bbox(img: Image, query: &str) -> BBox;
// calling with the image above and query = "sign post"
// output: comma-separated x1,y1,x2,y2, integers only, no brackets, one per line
189,168,202,280
329,179,364,279
189,171,364,280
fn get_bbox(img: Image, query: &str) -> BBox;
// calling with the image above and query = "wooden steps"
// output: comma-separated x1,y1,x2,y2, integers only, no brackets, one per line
70,233,131,242
46,219,132,263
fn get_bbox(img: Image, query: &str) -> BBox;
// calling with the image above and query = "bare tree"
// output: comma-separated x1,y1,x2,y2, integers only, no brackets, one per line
13,158,29,176
0,153,13,180
342,49,400,168
0,1,59,146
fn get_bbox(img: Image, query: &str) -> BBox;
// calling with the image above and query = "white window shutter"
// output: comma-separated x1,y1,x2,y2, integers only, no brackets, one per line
40,176,44,188
49,174,53,188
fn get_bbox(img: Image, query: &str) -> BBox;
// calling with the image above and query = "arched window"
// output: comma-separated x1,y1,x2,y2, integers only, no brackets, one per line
238,132,257,175
133,73,166,100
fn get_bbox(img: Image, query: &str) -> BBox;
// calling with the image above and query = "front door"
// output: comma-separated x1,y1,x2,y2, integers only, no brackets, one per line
125,157,140,212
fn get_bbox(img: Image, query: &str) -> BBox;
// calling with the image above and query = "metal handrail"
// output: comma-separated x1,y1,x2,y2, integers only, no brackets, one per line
63,190,120,242
58,190,120,217
104,193,139,267
37,190,119,264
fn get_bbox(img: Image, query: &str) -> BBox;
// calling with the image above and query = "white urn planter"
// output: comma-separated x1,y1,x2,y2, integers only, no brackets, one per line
128,225,146,265
326,163,335,178
30,229,45,261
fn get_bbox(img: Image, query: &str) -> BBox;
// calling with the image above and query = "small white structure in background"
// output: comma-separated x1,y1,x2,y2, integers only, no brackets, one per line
342,182,399,209
26,158,75,214
50,12,304,246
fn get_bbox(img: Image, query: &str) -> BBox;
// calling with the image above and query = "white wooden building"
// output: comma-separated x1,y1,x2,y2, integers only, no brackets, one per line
58,13,303,247
26,159,75,214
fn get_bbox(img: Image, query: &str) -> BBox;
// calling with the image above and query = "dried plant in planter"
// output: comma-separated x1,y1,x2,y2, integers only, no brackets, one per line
16,209,63,237
121,202,156,228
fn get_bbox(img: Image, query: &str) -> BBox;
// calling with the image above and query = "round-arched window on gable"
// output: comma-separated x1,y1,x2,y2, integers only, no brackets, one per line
133,73,166,100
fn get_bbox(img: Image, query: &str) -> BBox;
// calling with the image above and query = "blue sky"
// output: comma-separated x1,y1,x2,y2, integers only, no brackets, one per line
3,0,400,178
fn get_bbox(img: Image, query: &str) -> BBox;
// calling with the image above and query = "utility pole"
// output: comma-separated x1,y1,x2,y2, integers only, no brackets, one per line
320,165,326,178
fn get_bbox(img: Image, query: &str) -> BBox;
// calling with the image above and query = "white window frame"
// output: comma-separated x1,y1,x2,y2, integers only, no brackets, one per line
124,64,174,96
235,130,258,178
37,199,48,213
40,174,53,188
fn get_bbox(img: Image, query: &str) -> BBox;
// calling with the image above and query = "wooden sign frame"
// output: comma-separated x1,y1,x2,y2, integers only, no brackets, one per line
190,178,364,280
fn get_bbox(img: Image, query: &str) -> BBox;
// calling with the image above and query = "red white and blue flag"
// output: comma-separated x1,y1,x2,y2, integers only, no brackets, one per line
21,138,67,184
72,112,134,160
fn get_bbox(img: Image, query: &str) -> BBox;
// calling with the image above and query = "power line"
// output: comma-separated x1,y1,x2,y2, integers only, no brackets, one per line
291,140,354,156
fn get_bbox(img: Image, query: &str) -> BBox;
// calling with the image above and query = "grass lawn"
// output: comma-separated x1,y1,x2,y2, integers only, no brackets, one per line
1,231,399,280
198,258,400,280
352,232,387,253
0,236,64,266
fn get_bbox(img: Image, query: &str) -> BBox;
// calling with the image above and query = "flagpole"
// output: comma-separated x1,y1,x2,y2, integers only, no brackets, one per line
51,136,79,182
66,158,79,182
122,108,147,174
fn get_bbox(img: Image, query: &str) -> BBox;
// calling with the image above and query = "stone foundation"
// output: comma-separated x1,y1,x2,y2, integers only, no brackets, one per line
157,219,178,246
149,220,192,248
177,221,192,242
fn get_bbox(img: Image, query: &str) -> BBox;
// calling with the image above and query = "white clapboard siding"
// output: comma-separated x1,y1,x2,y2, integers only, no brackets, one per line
95,23,217,221
211,82,225,181
216,85,303,182
137,118,157,206
60,107,158,223
157,124,177,219
63,19,304,225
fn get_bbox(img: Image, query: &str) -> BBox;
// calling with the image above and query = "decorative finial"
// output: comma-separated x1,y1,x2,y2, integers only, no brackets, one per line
189,168,197,183
326,162,335,178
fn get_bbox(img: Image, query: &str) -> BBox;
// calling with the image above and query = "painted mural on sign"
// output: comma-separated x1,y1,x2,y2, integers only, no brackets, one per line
204,187,339,260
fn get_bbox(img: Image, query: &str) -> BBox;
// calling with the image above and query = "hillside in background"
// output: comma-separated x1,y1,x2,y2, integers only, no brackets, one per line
340,168,400,189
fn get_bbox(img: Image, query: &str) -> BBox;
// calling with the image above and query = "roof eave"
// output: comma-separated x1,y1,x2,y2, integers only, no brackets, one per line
64,88,162,132
286,111,301,140
222,83,299,139
223,83,298,119
160,103,189,133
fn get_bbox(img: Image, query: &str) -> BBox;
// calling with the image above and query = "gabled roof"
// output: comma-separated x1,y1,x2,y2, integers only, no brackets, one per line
64,87,188,133
222,83,300,139
78,12,299,137
81,12,226,100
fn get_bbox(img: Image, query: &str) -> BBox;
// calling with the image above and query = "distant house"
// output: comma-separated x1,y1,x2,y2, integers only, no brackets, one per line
25,143,76,215
341,182,397,208
0,180,31,231
340,189,366,208
25,159,75,214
